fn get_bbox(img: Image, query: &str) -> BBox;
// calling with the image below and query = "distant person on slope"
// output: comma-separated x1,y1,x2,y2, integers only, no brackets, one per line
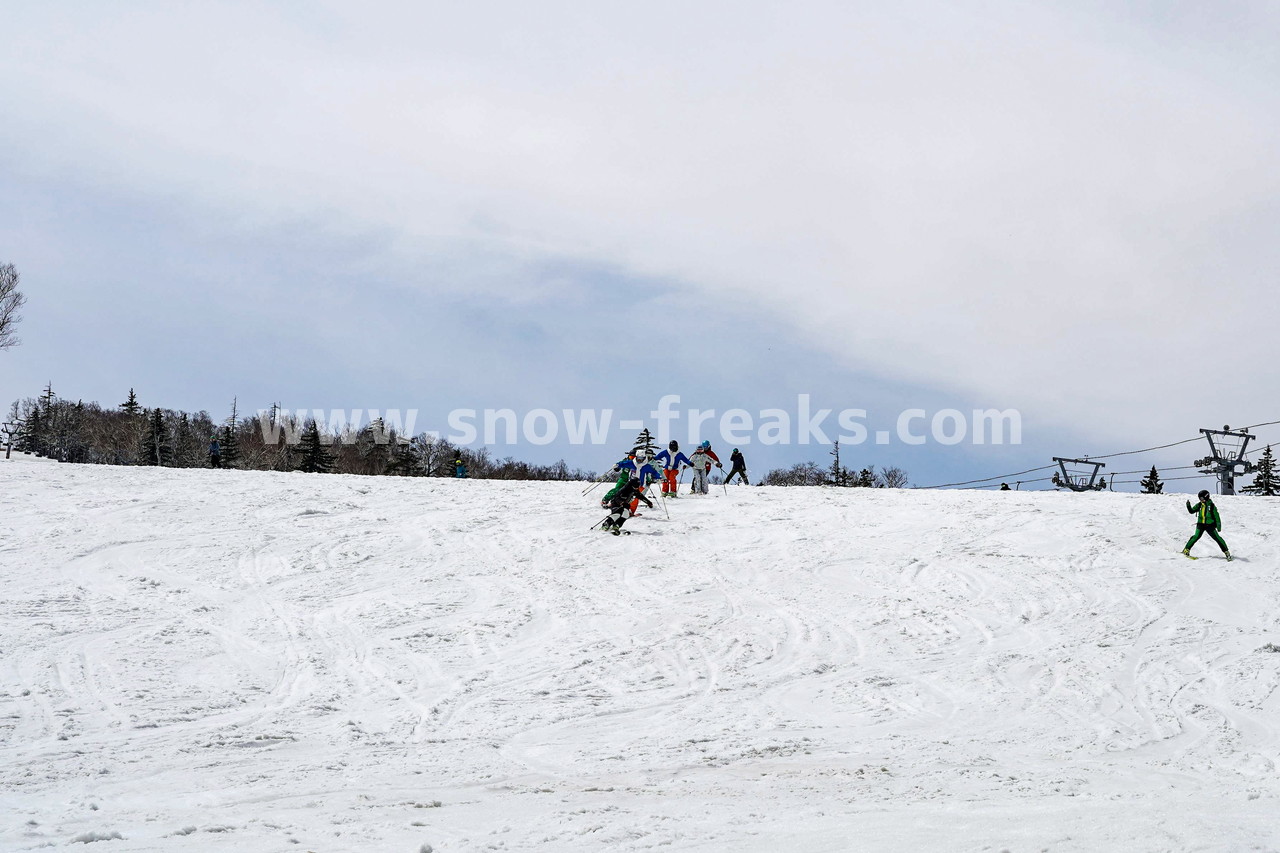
208,436,222,468
724,448,749,485
601,476,653,535
453,454,467,478
1183,489,1231,560
653,440,692,498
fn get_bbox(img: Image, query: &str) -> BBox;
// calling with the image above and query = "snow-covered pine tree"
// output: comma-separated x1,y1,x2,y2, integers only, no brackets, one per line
828,440,851,486
109,388,146,464
120,388,141,416
58,400,86,462
220,398,242,468
18,403,42,455
174,412,209,467
382,437,417,476
632,428,659,459
296,420,333,473
1139,466,1163,494
1242,445,1279,496
140,407,173,466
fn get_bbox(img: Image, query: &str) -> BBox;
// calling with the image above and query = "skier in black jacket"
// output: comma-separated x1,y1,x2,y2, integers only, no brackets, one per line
725,448,749,485
601,477,653,535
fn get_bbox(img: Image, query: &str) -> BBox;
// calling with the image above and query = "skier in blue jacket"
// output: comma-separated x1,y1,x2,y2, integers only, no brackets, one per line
611,450,663,515
653,440,692,498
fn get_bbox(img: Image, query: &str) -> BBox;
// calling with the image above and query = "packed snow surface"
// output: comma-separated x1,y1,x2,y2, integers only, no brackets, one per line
2,454,1279,852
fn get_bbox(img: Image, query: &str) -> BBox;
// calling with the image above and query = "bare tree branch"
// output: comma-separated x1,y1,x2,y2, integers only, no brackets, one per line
0,263,27,351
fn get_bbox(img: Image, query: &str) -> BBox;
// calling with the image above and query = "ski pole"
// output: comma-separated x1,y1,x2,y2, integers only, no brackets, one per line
644,483,665,514
582,479,604,497
591,514,610,531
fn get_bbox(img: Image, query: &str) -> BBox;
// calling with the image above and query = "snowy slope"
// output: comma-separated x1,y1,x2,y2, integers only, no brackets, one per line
2,454,1279,852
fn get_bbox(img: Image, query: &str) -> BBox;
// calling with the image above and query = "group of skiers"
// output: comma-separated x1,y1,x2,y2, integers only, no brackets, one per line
597,448,1238,557
597,440,748,534
214,420,1236,556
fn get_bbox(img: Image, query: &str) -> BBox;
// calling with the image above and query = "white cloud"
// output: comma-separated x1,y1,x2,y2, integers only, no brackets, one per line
4,1,1279,442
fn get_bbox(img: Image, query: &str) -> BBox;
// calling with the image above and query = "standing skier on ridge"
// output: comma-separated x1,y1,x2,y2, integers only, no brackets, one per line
1182,489,1232,560
691,438,721,491
700,440,722,477
687,442,720,494
724,448,748,485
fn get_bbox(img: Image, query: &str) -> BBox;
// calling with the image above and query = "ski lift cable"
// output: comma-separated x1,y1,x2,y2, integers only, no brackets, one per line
1086,435,1204,460
922,418,1280,490
1241,419,1280,431
1107,463,1203,477
920,437,1198,489
1111,472,1217,485
921,464,1057,489
974,475,1056,489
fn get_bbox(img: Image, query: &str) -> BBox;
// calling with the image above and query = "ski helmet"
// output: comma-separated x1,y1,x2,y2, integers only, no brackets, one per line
701,440,710,449
1198,489,1210,500
628,476,641,488
669,440,678,451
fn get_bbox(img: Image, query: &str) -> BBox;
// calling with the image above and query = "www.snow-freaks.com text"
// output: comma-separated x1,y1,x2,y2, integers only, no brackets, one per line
259,396,1021,448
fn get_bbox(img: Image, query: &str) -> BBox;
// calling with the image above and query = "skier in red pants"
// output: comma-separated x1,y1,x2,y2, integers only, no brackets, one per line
654,440,691,498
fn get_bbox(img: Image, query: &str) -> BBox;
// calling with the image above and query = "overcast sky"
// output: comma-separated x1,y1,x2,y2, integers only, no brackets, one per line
3,2,1279,486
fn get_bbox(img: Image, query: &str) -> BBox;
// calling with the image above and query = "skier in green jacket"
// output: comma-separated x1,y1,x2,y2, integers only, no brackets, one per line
1182,489,1232,560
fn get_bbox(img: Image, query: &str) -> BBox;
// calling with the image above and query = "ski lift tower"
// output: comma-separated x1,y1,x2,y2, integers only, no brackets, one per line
1,419,20,460
1194,425,1256,496
1051,457,1107,491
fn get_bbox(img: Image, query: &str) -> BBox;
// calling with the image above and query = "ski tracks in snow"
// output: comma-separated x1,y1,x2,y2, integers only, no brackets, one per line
3,462,1280,851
